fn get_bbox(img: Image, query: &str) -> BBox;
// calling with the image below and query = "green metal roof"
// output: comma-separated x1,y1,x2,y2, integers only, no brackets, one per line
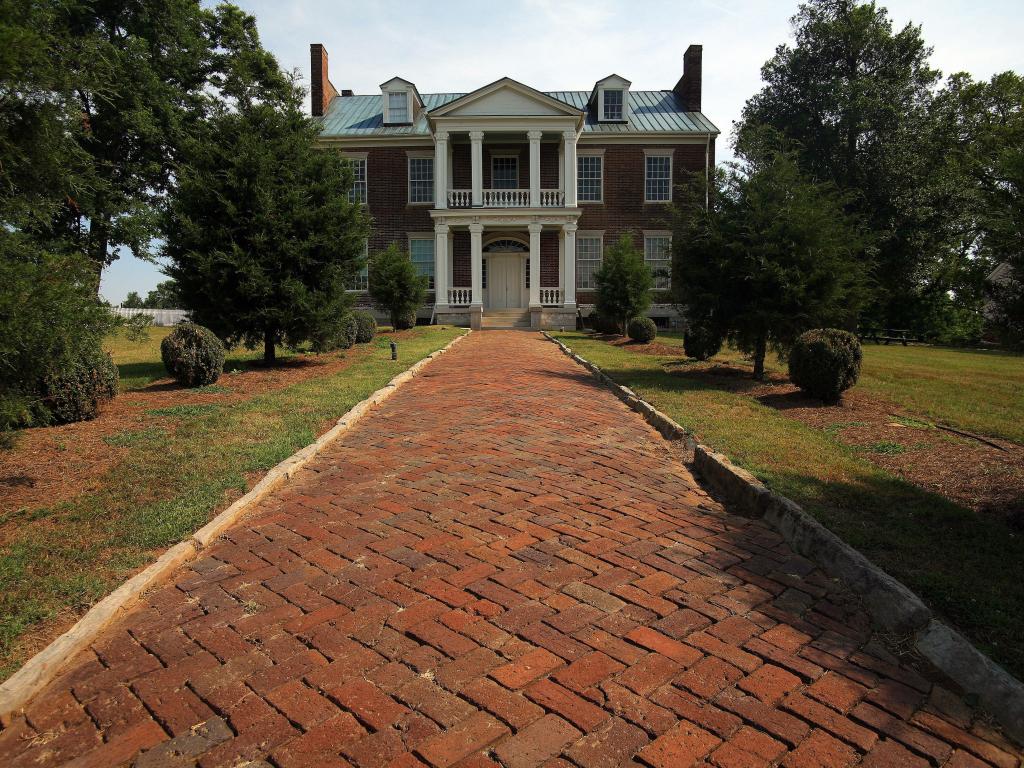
318,91,719,138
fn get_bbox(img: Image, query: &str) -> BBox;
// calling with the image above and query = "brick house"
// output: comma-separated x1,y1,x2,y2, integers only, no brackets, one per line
311,43,718,329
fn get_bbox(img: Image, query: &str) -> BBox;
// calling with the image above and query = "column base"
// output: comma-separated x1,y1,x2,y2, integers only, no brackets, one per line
470,305,483,331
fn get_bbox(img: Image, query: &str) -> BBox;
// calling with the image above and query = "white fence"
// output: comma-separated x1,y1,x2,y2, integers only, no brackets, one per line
112,307,190,326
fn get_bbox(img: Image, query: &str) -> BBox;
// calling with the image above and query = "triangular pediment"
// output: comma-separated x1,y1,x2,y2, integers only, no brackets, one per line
430,78,582,118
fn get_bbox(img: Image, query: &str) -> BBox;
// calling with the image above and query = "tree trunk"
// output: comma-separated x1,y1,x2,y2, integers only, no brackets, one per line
87,217,109,295
753,333,767,380
263,329,276,365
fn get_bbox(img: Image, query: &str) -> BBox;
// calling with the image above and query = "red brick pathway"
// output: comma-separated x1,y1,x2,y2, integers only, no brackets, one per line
1,332,1019,768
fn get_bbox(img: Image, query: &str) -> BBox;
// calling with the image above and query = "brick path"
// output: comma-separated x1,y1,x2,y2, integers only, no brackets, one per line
1,331,1019,768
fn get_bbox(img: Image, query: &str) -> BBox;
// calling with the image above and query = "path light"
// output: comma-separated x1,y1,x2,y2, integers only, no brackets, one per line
390,340,397,361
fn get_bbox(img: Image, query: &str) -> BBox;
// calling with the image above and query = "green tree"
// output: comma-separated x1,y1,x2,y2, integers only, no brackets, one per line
164,82,368,363
736,0,970,331
593,235,653,334
142,280,182,309
122,292,144,308
671,148,866,379
368,245,427,329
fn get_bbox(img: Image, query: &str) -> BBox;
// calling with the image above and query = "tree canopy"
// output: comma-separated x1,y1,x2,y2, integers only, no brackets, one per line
593,235,653,333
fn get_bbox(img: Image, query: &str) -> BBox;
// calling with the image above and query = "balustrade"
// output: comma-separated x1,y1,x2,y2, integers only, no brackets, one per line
539,288,563,306
448,287,472,306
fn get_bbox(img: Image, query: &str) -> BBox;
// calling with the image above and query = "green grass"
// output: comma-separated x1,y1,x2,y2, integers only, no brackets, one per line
554,331,1024,679
104,327,303,391
656,333,1024,443
0,326,462,679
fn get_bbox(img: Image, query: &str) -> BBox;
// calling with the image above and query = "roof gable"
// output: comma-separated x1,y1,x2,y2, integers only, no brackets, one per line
430,78,583,118
589,74,631,105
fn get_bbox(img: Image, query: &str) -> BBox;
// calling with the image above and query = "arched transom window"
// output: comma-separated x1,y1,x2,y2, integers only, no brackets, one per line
483,239,528,252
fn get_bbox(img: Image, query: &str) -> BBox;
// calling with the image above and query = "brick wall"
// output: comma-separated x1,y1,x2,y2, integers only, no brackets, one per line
540,232,559,287
363,146,434,253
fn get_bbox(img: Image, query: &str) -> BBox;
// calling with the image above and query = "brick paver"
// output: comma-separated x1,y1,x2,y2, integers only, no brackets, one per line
1,331,1019,767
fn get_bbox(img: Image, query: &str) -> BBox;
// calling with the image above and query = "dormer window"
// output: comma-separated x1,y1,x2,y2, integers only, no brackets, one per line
603,90,623,120
387,91,409,123
592,75,631,123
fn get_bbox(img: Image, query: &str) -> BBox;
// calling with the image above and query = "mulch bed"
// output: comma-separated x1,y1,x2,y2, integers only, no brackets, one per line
0,337,407,519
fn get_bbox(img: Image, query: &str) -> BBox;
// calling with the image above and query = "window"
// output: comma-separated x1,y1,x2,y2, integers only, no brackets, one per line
482,258,488,289
603,89,623,120
492,156,518,189
645,154,672,202
388,91,409,123
525,256,530,289
577,155,603,203
347,158,366,204
347,240,369,291
409,238,435,289
408,157,434,204
644,234,671,289
576,236,603,289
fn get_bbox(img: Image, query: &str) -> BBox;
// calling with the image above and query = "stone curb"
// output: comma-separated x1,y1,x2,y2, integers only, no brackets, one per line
0,330,471,725
541,331,1024,743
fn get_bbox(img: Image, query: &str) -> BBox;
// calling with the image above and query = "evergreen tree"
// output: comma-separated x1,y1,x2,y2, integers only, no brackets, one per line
368,245,428,329
143,280,183,309
593,235,653,334
122,292,145,308
672,147,866,379
164,83,369,363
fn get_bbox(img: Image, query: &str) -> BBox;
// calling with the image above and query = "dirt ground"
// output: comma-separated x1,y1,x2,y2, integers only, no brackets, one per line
0,342,384,517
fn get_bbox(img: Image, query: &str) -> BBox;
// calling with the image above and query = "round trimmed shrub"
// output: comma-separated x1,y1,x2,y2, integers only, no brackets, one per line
627,317,657,343
160,324,225,386
788,328,862,402
393,308,417,330
684,325,723,361
353,311,377,343
590,314,620,335
41,348,119,424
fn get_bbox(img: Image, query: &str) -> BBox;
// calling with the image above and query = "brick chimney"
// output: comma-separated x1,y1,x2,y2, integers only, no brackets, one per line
310,43,339,116
673,44,702,112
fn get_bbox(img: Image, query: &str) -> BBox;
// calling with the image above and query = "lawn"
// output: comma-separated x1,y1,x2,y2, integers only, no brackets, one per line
0,325,462,679
552,331,1024,680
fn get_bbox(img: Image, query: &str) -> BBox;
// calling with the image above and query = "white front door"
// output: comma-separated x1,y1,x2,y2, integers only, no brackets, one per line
487,255,523,309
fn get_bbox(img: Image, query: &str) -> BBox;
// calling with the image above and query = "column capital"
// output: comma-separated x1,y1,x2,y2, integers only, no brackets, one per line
434,130,449,142
469,130,485,142
527,130,543,141
562,129,578,141
528,222,543,234
434,223,450,234
562,222,578,233
468,222,484,234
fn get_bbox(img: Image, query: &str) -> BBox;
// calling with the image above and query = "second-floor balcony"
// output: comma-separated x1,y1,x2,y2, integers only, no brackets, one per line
447,189,565,208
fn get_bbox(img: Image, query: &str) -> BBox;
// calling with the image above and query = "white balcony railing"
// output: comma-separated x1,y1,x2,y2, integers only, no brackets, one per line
448,287,472,306
539,288,563,306
446,189,565,209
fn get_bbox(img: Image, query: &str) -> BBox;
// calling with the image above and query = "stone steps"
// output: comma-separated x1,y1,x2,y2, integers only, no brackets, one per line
481,309,531,329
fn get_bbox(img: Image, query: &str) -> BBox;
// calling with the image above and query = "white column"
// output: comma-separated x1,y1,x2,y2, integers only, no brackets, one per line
434,131,448,209
528,130,542,207
562,129,578,207
528,222,542,307
434,223,449,309
470,130,484,207
563,222,577,308
469,222,483,306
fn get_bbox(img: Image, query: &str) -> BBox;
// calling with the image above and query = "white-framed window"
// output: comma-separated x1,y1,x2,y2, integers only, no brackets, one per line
644,152,673,202
347,239,369,291
644,232,672,289
408,157,434,204
346,157,367,204
491,155,518,189
576,233,603,290
577,154,603,203
409,236,435,289
603,89,623,121
387,91,409,123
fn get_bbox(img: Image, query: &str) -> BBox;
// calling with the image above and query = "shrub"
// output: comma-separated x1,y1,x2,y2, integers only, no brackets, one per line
310,313,359,353
590,314,621,335
160,324,225,386
41,348,119,424
594,235,653,333
684,326,723,361
788,328,862,402
627,317,657,343
353,311,377,343
393,307,417,330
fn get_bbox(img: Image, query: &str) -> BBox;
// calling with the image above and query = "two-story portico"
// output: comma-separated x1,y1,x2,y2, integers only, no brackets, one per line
311,43,718,329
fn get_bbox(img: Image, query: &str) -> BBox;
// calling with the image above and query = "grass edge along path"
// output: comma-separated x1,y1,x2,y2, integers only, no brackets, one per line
552,331,1024,681
0,327,463,680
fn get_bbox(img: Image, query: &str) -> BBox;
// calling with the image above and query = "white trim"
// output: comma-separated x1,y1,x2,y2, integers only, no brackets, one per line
407,155,434,206
575,231,604,290
490,152,520,190
384,88,413,125
643,230,672,290
429,77,584,120
577,134,714,145
408,232,436,289
643,150,674,204
576,151,604,204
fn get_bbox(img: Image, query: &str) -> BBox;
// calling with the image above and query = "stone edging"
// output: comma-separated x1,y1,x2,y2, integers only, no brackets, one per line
541,331,1024,744
0,330,471,725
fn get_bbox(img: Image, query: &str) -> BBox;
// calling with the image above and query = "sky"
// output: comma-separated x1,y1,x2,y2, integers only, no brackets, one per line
99,0,1024,305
